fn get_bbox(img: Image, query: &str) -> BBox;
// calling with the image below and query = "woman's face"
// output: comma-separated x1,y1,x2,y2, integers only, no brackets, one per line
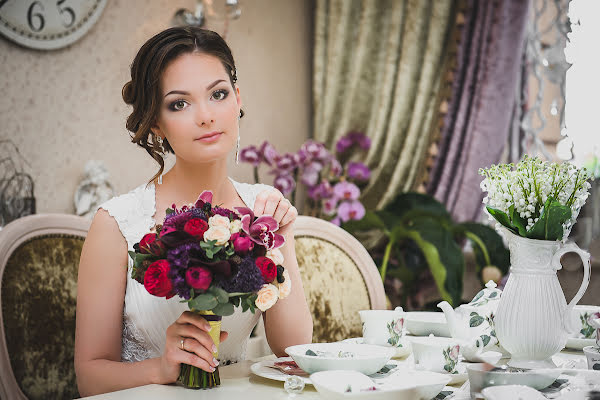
152,52,242,164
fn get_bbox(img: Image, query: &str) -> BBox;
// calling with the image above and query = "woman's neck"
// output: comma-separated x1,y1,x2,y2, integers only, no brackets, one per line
160,157,232,206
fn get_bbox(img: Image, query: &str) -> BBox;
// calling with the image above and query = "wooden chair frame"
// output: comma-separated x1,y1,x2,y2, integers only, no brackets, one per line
0,214,90,400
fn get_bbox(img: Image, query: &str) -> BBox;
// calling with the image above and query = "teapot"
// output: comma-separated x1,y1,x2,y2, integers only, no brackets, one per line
437,281,503,361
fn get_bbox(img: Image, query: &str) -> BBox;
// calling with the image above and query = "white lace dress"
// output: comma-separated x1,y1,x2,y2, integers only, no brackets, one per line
99,178,273,364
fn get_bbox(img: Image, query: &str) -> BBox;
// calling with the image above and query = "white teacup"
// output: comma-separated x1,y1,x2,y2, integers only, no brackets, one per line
583,346,600,370
358,307,405,347
570,305,600,339
411,336,461,374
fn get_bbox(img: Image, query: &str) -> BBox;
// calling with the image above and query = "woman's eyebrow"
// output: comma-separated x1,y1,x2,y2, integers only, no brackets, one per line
163,80,227,98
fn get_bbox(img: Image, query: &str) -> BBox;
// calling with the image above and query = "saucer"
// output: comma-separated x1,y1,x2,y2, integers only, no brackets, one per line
565,337,596,350
342,337,411,358
414,360,468,385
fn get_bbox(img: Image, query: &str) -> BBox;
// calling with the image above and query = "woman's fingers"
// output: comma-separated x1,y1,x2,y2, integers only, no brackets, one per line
175,311,211,331
176,324,218,355
178,336,218,367
272,198,290,223
279,204,298,228
175,348,216,372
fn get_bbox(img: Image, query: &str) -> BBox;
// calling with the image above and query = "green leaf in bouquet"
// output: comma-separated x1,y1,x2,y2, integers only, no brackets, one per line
208,286,229,304
230,296,241,307
485,206,515,233
527,196,572,240
509,205,528,237
188,293,218,311
128,250,137,262
166,208,175,215
342,211,387,234
212,302,235,316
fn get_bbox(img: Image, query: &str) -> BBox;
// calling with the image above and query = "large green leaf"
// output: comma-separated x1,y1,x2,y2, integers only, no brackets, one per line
188,293,218,311
485,206,516,233
509,205,528,237
527,196,572,240
384,192,451,222
342,211,387,234
399,218,464,306
212,302,235,316
457,223,510,274
208,286,229,304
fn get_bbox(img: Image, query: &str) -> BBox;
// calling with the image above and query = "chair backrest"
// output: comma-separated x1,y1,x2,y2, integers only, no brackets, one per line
0,214,90,400
294,216,386,343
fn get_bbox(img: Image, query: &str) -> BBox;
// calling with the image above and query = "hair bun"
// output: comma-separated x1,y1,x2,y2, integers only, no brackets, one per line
122,81,135,104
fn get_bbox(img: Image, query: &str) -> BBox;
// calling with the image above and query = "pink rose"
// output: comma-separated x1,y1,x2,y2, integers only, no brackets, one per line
184,218,209,239
450,345,460,361
185,266,212,291
144,260,174,298
233,235,254,254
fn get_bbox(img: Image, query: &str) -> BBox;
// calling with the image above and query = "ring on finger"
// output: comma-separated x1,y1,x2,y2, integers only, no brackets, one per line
180,338,185,351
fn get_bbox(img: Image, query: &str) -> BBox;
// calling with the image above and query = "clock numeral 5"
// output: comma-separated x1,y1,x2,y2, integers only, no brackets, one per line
26,0,76,32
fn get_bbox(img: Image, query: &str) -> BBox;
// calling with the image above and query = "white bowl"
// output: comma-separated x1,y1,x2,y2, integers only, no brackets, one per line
310,370,418,399
466,363,562,395
285,343,396,375
481,385,546,400
404,312,450,337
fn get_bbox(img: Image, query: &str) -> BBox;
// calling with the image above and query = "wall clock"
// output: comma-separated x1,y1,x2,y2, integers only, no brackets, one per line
0,0,107,50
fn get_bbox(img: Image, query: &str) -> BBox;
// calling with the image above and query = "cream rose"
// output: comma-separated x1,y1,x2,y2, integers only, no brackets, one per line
204,225,231,245
277,270,291,299
266,248,284,265
255,284,279,312
229,219,243,234
209,215,231,229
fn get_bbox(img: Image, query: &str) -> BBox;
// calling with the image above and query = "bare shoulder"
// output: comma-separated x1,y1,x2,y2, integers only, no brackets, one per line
80,208,128,271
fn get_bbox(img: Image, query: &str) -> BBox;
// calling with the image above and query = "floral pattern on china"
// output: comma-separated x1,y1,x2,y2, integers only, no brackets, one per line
387,318,404,347
437,280,502,361
443,345,460,374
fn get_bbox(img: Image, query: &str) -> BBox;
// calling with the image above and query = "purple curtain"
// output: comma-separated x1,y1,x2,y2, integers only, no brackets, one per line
426,0,529,222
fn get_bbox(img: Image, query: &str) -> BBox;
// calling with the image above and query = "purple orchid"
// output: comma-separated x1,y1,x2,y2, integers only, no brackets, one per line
301,162,321,187
194,191,213,209
347,161,371,181
259,141,279,166
239,145,261,166
337,200,366,222
347,132,371,150
234,207,285,250
333,181,360,201
336,136,353,154
322,197,338,215
273,173,296,196
300,140,329,162
276,153,298,171
330,216,342,226
329,158,343,177
308,180,333,200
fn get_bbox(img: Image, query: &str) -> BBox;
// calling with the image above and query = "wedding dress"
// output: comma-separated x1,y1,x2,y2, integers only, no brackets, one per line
99,178,272,364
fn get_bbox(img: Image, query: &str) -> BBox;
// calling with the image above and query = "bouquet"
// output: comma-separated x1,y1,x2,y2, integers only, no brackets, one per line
479,155,592,241
128,191,291,389
239,132,372,225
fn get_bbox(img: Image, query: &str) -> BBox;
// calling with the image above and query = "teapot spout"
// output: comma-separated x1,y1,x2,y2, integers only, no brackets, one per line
437,301,460,338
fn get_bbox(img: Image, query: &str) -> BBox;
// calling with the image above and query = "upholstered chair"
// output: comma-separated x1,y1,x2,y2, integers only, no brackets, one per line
294,216,386,343
0,214,90,400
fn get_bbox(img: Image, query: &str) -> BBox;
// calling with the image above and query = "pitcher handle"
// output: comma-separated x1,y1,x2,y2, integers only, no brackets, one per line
551,242,591,334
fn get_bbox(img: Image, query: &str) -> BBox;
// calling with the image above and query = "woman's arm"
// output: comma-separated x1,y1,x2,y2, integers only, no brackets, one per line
75,209,164,396
252,190,313,356
75,210,221,396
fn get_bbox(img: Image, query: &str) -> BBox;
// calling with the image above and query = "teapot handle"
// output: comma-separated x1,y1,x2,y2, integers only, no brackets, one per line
551,242,591,334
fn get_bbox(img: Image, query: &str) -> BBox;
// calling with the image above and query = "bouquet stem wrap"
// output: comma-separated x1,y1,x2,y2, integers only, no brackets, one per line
178,311,222,389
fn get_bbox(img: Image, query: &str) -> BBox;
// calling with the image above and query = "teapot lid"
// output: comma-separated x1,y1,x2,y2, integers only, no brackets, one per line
468,280,502,307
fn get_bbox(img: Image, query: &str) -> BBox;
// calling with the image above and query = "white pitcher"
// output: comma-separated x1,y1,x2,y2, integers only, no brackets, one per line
495,227,591,369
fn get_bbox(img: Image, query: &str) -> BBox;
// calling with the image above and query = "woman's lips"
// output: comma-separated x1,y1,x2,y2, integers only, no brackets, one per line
195,132,223,143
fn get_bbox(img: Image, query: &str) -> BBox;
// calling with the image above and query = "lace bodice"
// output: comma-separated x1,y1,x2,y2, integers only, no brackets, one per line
99,178,273,364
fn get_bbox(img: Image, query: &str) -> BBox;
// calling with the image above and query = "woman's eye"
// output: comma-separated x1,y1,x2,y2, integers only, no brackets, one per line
212,89,229,101
169,100,188,111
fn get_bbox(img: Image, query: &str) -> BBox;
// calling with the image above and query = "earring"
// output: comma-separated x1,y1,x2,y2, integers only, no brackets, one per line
235,133,240,165
158,174,163,185
155,134,165,154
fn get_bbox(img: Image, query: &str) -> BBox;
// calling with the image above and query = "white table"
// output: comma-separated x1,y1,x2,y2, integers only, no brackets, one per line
81,350,589,399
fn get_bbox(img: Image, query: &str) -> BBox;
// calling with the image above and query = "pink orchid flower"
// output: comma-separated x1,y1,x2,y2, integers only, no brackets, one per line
234,207,285,250
194,190,213,209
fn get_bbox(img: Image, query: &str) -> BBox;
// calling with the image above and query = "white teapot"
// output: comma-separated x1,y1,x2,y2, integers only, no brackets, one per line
437,281,503,362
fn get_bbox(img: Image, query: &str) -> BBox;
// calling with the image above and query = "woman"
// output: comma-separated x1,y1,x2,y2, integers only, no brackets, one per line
74,26,313,396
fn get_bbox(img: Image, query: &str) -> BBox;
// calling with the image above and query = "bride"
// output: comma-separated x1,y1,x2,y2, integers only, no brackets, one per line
74,26,313,396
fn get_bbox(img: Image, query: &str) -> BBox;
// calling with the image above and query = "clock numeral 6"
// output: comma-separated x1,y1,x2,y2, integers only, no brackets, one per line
27,0,76,32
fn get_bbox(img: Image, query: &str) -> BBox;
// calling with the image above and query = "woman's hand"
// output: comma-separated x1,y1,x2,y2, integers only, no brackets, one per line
157,311,228,384
253,188,298,235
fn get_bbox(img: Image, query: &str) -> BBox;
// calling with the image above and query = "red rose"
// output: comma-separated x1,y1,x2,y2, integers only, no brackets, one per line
233,235,254,254
255,256,277,283
144,260,174,298
185,266,213,291
139,233,164,256
184,218,209,239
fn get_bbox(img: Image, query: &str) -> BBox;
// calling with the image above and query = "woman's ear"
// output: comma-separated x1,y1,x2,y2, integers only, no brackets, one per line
235,85,242,110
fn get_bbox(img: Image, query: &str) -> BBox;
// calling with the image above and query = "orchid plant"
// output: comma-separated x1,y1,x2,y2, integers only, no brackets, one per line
239,132,372,225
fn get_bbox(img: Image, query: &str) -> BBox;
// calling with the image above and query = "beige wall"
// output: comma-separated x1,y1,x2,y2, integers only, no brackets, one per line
0,0,313,214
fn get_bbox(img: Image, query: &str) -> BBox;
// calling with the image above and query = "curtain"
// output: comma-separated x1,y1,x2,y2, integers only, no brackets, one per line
425,0,530,222
312,0,459,209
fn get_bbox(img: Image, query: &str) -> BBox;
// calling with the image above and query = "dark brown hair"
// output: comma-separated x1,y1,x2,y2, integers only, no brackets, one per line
122,26,242,183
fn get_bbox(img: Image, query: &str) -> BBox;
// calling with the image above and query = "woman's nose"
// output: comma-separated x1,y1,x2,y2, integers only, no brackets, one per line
194,103,214,126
